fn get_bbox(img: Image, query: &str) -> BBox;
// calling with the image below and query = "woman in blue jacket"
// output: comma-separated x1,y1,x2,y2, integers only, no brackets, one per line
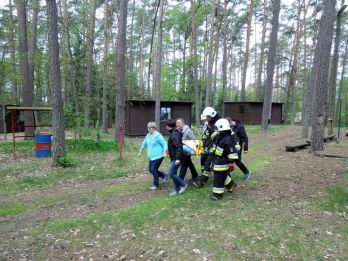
138,122,168,190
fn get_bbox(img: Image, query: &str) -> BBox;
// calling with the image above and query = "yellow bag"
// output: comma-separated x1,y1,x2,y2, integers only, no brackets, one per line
183,140,203,156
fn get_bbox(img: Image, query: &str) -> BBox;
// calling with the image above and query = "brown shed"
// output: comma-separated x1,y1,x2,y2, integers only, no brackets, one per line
125,100,192,136
223,102,283,125
0,105,24,134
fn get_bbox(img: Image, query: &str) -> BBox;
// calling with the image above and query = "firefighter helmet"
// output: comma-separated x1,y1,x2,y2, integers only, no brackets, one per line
215,119,230,132
201,107,217,120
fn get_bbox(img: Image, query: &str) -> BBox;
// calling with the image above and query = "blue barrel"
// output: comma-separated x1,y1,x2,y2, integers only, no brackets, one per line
35,134,52,157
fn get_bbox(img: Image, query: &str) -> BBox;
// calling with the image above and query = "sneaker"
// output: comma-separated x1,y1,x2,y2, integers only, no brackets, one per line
178,184,188,194
228,183,237,193
243,173,250,181
149,185,159,190
169,191,178,196
162,174,168,183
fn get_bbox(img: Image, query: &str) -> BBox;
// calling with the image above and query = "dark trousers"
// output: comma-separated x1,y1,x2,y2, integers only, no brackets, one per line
200,153,214,175
179,155,198,180
234,150,249,174
149,157,165,187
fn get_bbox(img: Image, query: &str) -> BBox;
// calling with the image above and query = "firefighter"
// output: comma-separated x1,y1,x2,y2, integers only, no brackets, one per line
193,107,220,188
212,118,239,200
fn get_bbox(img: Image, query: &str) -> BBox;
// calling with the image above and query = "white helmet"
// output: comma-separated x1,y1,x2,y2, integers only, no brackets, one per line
201,107,217,120
215,119,231,132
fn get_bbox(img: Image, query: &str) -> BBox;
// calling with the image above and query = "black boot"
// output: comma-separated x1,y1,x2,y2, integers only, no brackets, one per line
212,193,224,200
227,180,237,193
193,175,208,188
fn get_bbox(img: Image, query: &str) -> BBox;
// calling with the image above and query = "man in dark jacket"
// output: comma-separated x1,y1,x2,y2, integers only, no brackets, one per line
166,119,187,195
230,118,250,180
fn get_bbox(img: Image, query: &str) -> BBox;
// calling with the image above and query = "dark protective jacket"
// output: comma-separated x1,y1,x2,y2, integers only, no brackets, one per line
232,120,249,151
167,128,183,161
202,113,221,152
212,130,238,171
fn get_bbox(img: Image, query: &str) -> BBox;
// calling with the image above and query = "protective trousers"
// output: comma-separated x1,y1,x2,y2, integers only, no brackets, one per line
213,170,236,199
200,153,214,179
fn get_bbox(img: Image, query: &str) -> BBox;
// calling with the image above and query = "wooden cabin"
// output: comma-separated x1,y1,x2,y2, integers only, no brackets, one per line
0,105,24,134
125,100,192,136
223,102,284,125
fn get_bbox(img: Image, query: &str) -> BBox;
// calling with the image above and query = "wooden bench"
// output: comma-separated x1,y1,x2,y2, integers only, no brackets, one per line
323,134,336,142
285,143,310,152
305,135,337,145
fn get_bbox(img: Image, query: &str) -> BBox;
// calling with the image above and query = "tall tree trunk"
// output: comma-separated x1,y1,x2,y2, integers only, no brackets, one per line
283,42,295,124
327,4,347,134
212,23,220,107
335,40,348,126
310,0,336,152
127,0,136,99
114,0,128,144
205,0,217,107
83,0,97,128
8,0,18,104
17,0,34,137
261,0,280,132
290,0,305,125
255,0,268,102
139,3,146,98
147,2,160,98
301,0,309,123
102,0,110,133
29,0,39,104
301,17,320,138
154,0,165,131
221,0,228,115
46,0,66,166
191,0,200,126
240,0,254,102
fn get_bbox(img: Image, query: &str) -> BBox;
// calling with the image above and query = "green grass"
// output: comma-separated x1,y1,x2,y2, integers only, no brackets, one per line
0,163,128,193
0,139,118,154
31,186,346,260
246,124,286,134
323,187,348,212
0,182,146,216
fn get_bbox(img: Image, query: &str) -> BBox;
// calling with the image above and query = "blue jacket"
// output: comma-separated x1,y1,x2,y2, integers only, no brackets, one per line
141,131,167,161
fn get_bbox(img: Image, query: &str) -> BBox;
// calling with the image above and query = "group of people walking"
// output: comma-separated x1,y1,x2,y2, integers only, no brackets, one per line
138,107,250,200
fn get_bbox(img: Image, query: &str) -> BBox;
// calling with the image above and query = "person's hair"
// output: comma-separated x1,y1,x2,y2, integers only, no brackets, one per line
176,118,185,124
147,121,157,129
225,117,232,123
166,119,176,128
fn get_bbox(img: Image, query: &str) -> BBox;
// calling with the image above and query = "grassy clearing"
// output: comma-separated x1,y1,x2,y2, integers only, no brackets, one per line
2,126,347,260
0,138,142,193
322,162,348,213
0,182,146,216
31,185,347,260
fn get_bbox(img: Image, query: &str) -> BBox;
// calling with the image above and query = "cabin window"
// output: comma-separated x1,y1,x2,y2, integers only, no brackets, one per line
238,105,245,114
160,107,172,121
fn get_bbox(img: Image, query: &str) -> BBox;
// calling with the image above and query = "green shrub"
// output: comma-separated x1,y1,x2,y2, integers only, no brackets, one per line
65,139,118,153
58,154,76,168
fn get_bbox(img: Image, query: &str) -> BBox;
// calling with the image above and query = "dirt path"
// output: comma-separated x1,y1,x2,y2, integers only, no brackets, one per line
0,126,347,259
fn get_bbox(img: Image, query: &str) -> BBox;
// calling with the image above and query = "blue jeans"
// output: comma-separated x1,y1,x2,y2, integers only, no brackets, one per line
149,157,165,187
168,160,186,192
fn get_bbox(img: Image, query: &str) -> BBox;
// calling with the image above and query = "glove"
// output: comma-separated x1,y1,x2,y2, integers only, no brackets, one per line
235,144,241,151
228,163,235,172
